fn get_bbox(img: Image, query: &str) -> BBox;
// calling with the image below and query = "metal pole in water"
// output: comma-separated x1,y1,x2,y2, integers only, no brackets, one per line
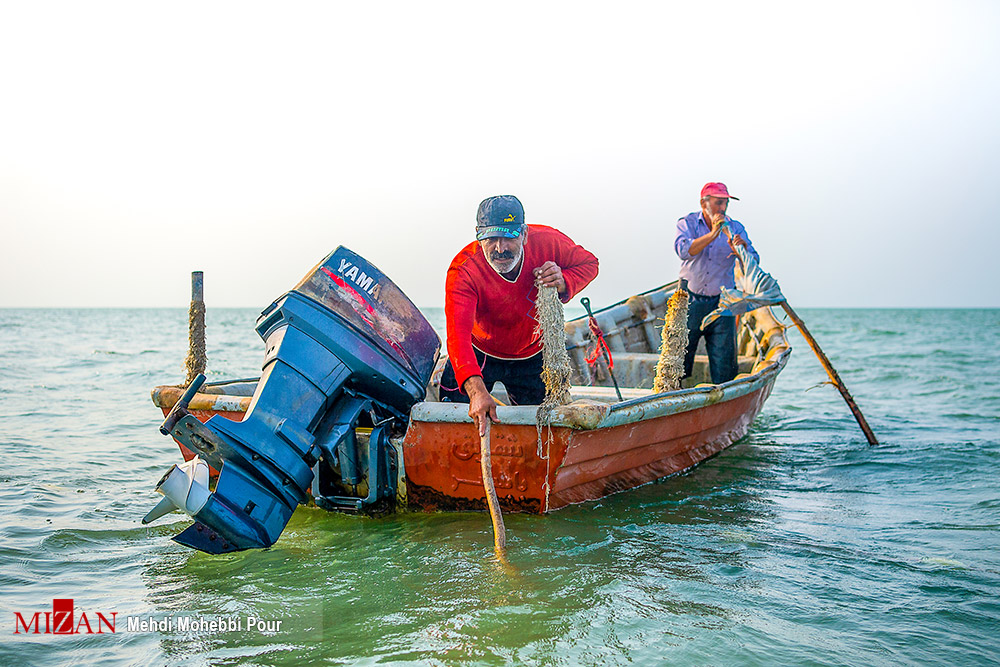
185,271,207,385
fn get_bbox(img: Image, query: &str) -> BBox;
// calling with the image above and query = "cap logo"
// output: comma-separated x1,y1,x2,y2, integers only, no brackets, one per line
504,213,516,224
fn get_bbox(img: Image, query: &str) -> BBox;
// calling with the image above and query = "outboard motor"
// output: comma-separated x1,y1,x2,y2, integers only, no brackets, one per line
143,247,440,553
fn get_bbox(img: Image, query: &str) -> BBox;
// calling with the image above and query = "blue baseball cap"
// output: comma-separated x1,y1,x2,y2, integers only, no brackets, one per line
476,195,525,241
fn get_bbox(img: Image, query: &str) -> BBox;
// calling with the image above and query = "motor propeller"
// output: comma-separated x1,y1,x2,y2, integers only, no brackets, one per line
141,456,211,524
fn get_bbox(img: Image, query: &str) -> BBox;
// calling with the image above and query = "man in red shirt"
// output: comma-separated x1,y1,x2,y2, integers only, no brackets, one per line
441,195,599,435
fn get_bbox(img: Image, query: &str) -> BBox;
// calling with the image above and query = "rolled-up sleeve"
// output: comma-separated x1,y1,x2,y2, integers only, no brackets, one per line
556,237,599,304
674,217,695,260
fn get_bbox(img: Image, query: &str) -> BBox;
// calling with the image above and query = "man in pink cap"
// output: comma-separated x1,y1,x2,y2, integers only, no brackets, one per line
674,182,759,384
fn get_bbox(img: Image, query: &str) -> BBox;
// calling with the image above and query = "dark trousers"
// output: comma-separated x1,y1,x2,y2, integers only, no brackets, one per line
439,349,546,406
683,293,738,384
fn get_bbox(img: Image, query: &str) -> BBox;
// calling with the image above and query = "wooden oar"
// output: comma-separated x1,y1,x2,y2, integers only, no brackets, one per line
720,226,878,446
778,302,879,446
480,420,507,556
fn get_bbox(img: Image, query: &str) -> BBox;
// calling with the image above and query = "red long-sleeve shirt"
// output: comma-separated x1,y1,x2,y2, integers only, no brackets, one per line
445,224,599,391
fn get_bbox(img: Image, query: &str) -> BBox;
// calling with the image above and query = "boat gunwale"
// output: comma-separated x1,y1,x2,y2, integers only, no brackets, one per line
153,351,787,428
407,346,790,431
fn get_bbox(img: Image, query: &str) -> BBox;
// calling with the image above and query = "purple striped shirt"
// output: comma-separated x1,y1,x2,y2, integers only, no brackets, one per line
674,211,759,296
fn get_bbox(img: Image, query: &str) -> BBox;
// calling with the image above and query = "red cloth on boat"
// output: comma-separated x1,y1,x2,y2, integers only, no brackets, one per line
445,224,599,392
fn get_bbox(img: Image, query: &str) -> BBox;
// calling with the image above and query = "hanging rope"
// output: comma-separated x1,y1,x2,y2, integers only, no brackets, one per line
534,285,573,457
536,286,573,406
580,297,623,401
584,316,614,371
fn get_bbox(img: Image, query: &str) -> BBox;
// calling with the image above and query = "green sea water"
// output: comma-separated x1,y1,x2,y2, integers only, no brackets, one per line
1,307,998,666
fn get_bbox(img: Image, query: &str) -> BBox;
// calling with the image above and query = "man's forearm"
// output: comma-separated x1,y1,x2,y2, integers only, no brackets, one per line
687,229,719,256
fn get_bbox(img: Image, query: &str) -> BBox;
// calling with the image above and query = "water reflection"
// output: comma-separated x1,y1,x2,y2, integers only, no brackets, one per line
134,436,778,665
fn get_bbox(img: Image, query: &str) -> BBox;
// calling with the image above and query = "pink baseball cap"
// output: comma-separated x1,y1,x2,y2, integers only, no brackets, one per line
700,182,739,200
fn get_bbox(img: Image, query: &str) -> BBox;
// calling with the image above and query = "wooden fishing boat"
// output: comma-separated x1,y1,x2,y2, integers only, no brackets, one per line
152,280,790,515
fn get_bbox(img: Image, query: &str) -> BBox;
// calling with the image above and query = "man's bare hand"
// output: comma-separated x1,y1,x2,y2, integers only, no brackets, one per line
727,233,747,254
709,213,727,235
533,261,566,294
463,376,499,436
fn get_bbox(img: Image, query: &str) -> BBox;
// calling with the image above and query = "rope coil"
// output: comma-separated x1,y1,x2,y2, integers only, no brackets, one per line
652,287,689,393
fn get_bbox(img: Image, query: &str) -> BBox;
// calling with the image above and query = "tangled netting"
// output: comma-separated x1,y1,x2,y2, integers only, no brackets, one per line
184,300,207,385
702,243,784,329
652,287,689,393
534,285,572,456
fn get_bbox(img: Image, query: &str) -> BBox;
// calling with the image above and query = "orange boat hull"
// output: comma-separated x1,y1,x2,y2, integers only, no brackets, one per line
401,380,774,514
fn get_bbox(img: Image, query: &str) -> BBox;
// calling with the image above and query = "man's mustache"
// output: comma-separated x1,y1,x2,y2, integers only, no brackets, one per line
490,250,514,260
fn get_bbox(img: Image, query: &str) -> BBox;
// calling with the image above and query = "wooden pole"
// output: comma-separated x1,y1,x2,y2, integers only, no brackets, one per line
780,302,879,446
480,421,507,556
191,270,204,303
184,271,207,385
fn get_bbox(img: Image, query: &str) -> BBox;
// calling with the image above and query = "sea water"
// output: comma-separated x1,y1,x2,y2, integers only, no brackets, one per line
0,307,998,666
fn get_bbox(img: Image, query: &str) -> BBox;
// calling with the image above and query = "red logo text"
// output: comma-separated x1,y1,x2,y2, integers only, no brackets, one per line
13,599,117,635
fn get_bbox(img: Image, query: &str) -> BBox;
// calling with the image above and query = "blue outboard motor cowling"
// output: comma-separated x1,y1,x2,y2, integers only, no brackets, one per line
143,247,440,553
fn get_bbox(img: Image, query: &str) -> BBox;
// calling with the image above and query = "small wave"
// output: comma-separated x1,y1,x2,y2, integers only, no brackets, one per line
926,348,974,360
718,528,759,544
40,523,164,552
772,416,847,430
917,556,969,570
940,412,999,420
5,409,68,420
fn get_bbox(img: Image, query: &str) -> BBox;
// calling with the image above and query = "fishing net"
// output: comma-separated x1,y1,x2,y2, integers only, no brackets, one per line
534,285,572,456
652,287,689,393
702,244,785,329
184,300,207,385
537,286,573,406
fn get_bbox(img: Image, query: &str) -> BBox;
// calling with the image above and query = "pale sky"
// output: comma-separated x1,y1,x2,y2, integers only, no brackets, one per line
2,1,998,309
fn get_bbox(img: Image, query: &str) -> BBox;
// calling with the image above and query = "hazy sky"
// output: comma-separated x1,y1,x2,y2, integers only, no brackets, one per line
2,1,998,309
